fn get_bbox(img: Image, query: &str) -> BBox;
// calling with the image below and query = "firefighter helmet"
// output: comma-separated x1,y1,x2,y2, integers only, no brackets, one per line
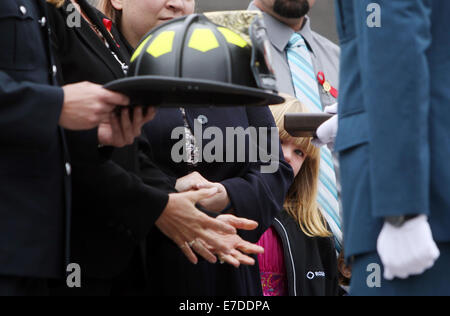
105,13,284,107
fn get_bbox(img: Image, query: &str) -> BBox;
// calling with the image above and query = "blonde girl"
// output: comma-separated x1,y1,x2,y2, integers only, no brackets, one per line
256,95,340,296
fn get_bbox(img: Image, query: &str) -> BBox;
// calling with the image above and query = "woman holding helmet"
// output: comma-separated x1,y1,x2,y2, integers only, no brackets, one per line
46,0,265,296
99,0,293,295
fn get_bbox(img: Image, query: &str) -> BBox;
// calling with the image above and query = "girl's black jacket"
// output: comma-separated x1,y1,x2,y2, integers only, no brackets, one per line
273,210,342,296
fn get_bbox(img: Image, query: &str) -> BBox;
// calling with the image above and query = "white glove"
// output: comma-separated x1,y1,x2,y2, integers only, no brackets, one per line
312,103,338,151
377,215,440,280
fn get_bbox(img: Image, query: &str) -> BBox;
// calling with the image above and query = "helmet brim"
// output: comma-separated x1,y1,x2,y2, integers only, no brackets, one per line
104,76,285,107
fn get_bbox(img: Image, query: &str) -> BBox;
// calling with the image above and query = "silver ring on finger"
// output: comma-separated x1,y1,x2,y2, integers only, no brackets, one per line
188,240,196,248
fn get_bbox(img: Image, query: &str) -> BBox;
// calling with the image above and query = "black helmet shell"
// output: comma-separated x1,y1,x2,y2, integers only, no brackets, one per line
105,14,284,107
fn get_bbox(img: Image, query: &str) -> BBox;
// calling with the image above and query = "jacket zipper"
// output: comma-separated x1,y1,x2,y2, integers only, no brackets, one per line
273,218,298,296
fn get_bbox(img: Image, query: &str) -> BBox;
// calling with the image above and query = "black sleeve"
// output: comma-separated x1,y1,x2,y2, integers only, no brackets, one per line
70,133,178,243
221,106,294,243
72,155,170,242
137,135,177,193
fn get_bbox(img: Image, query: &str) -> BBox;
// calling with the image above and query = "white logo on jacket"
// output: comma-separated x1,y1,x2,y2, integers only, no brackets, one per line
306,271,326,280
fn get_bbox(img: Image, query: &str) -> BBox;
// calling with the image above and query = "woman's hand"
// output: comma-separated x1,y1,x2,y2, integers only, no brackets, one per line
156,192,264,267
175,172,231,212
196,182,231,213
189,214,265,268
98,106,156,147
155,188,238,265
175,171,211,192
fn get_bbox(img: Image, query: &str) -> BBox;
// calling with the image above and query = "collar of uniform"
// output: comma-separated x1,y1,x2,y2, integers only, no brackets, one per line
248,2,315,55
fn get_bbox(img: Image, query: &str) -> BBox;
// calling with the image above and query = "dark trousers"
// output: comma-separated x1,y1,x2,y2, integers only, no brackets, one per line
350,242,450,296
0,276,50,296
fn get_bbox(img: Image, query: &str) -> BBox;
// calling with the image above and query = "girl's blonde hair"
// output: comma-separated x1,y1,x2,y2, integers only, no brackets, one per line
47,0,65,8
270,94,331,238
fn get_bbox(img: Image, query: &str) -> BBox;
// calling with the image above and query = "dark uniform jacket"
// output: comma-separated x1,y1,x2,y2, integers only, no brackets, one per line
0,0,71,279
47,0,174,290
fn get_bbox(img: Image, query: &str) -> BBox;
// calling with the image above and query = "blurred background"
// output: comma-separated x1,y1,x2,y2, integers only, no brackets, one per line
197,0,338,44
88,0,338,44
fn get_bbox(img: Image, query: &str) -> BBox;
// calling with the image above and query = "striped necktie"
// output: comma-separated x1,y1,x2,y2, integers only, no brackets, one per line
286,33,342,252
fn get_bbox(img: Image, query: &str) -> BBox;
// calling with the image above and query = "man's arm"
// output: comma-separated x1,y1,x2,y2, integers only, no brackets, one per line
354,0,433,218
352,0,439,280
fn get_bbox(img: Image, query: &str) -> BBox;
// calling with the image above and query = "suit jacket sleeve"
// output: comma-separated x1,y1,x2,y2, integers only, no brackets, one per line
354,0,432,218
0,71,63,150
221,106,294,243
137,135,178,193
73,153,170,242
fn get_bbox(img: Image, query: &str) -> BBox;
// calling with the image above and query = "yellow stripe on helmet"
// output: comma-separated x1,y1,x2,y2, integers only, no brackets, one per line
147,31,176,58
218,27,248,48
188,28,220,53
131,35,152,62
